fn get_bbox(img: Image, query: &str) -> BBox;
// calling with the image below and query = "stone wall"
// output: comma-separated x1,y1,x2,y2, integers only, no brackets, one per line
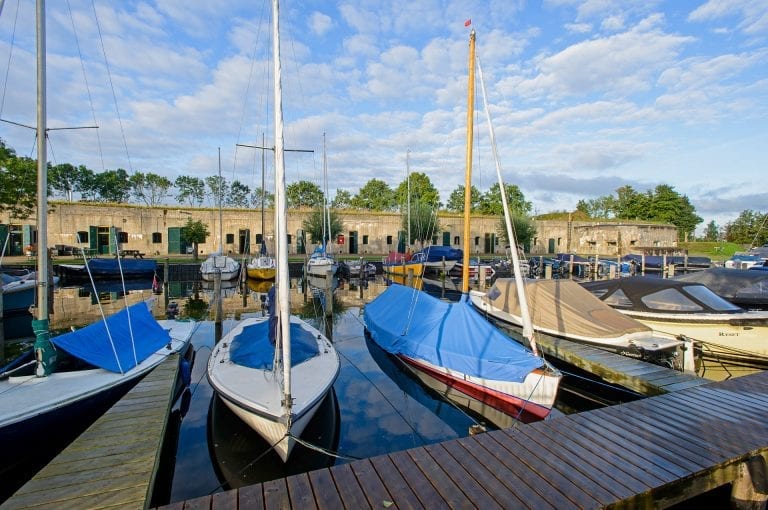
3,202,677,257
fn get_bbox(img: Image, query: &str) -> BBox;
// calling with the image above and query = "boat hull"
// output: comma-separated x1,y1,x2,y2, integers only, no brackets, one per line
247,267,276,280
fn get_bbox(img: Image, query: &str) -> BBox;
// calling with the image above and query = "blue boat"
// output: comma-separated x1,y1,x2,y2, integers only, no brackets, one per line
411,245,463,273
56,258,158,280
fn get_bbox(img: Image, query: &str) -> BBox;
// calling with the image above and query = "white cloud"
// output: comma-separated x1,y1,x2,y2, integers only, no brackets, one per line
309,12,334,36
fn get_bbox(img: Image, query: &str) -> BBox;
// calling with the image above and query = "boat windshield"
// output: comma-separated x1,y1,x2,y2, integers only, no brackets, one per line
684,285,743,312
640,288,703,312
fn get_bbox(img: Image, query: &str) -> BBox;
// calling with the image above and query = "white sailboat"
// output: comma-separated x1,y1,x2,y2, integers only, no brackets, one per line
305,133,338,282
200,147,241,282
246,135,276,281
206,0,340,463
0,0,196,462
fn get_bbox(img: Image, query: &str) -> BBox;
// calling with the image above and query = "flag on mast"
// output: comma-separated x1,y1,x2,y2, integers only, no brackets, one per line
464,19,471,27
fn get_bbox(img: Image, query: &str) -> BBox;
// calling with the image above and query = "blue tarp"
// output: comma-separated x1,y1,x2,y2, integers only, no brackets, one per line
230,320,320,370
414,245,463,262
88,258,157,277
51,302,170,373
363,284,544,383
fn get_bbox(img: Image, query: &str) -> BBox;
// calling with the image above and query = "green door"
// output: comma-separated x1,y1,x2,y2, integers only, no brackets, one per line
168,227,183,254
89,226,98,252
442,231,451,246
548,238,555,254
0,224,8,256
348,231,358,254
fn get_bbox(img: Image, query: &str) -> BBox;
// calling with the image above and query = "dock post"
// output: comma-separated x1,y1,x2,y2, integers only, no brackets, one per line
406,267,414,288
303,256,308,303
214,269,222,324
569,254,574,279
544,264,552,280
662,254,668,277
0,283,5,363
731,454,768,508
324,268,333,318
163,259,170,308
641,254,646,275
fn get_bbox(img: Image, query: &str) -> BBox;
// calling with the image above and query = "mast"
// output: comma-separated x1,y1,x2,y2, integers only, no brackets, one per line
272,0,292,420
33,0,55,376
461,29,476,294
217,147,223,253
477,57,537,354
406,149,411,253
322,132,329,253
261,132,266,248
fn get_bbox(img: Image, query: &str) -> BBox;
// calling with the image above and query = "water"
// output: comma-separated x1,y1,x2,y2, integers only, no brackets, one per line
1,273,616,505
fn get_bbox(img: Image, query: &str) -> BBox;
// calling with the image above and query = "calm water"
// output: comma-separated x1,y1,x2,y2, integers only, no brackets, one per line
2,272,627,505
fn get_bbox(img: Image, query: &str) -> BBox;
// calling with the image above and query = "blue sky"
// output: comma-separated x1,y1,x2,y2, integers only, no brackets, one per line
1,0,766,234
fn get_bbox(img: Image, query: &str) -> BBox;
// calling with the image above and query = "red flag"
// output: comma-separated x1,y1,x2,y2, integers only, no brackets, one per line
464,19,471,27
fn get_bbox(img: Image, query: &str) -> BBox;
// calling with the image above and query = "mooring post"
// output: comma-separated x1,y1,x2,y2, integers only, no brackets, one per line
164,259,170,308
324,267,333,318
214,269,222,324
731,454,768,509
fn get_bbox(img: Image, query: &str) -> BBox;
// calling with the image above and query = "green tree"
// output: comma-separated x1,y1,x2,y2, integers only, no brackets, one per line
332,189,353,208
228,180,250,208
286,180,324,208
50,163,90,201
403,201,440,246
205,175,229,208
302,208,343,244
351,178,396,210
130,171,172,206
446,184,481,212
576,196,613,218
394,172,440,209
478,182,531,216
703,220,719,242
92,168,131,203
175,175,205,207
0,149,36,219
613,185,648,219
250,186,274,209
181,218,210,262
725,210,768,246
496,215,537,252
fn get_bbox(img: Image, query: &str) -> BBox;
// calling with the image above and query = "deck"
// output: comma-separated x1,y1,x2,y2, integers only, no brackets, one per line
157,370,768,509
2,355,182,510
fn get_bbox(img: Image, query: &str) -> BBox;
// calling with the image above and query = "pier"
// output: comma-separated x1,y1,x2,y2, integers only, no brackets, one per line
2,354,183,510
159,370,768,509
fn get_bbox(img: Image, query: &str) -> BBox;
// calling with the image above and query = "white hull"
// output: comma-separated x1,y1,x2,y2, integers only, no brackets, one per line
207,316,339,462
0,319,196,430
200,255,241,282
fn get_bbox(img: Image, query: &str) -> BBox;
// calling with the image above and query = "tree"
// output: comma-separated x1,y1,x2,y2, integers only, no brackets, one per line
228,180,251,208
403,201,440,246
496,215,537,252
205,175,229,208
302,208,343,244
286,180,324,208
703,220,719,242
181,218,210,262
332,189,353,209
175,175,205,207
351,178,396,210
92,168,132,203
478,182,531,216
50,163,90,201
446,184,481,212
250,186,274,209
0,150,36,219
394,172,440,209
613,185,648,219
576,197,613,218
725,210,768,246
130,171,172,206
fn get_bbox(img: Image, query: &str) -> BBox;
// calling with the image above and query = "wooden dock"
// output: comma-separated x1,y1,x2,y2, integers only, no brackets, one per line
158,370,768,509
2,355,181,510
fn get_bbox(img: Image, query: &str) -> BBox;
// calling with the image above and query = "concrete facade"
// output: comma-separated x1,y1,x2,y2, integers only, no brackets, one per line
1,202,678,258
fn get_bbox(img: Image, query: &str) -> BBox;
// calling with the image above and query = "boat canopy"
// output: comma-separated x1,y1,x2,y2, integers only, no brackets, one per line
51,302,170,373
414,245,463,262
229,320,320,370
673,267,768,307
485,279,650,338
363,284,544,383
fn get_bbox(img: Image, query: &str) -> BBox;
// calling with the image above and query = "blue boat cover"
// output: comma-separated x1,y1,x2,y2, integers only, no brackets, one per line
51,302,170,373
230,320,320,370
363,284,544,383
415,245,463,262
88,258,157,276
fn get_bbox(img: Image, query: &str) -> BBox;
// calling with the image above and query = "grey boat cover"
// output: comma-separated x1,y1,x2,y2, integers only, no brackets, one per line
485,278,650,338
673,267,768,307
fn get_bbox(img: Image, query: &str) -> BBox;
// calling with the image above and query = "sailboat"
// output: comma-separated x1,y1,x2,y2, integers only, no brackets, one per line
246,134,277,281
364,29,561,423
206,0,340,463
305,133,338,284
0,0,196,460
382,149,426,277
200,148,241,282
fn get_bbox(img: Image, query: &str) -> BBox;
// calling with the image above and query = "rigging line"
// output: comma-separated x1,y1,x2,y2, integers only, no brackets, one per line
113,234,138,366
290,434,361,461
80,246,124,374
0,0,20,118
205,434,285,495
89,0,132,173
334,338,431,445
65,0,104,171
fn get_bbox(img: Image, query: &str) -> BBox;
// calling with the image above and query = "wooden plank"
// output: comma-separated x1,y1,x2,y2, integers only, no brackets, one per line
329,463,368,509
261,478,289,509
423,443,502,509
452,435,557,510
348,458,394,509
406,444,478,508
306,468,342,509
237,484,264,510
368,454,424,510
286,473,317,510
492,428,605,508
388,449,447,508
211,489,238,510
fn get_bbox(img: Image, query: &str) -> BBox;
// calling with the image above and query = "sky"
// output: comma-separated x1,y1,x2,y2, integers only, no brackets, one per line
0,0,766,234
